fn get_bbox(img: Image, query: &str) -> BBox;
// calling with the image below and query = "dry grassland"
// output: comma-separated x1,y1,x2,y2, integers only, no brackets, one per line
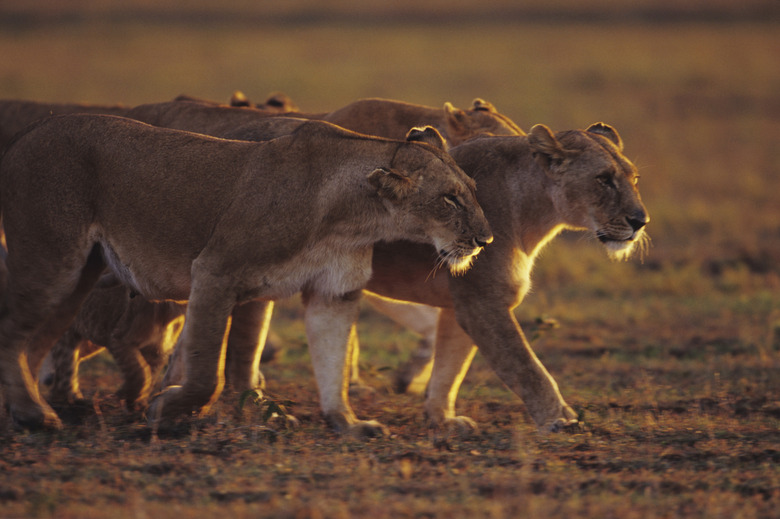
0,1,778,517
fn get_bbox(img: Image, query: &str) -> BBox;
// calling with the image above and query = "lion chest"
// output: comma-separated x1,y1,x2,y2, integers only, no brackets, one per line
240,244,374,302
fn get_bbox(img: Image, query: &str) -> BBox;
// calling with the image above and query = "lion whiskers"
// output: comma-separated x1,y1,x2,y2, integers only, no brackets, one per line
443,247,481,276
604,229,651,262
425,246,481,281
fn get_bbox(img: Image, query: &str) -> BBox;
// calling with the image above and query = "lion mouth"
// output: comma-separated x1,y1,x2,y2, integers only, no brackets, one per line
438,246,483,275
596,229,649,261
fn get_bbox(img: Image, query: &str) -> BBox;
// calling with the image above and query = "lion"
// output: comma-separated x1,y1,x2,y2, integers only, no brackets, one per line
0,115,492,435
38,276,185,411
359,123,649,433
324,97,524,145
1,95,516,417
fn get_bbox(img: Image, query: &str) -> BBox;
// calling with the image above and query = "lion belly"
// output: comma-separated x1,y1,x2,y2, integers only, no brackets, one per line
236,246,374,303
99,238,192,302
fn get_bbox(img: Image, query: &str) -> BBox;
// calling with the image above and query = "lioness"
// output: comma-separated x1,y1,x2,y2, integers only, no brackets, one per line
3,95,516,416
360,123,649,432
0,115,492,434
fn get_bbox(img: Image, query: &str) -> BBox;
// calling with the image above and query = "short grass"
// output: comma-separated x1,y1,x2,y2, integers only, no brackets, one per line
0,2,779,518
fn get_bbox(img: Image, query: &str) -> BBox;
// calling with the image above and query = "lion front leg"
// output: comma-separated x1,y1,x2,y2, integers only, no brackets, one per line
452,302,577,432
304,290,389,439
147,287,234,427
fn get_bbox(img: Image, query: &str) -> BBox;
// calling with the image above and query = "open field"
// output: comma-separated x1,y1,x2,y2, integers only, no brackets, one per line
0,2,779,517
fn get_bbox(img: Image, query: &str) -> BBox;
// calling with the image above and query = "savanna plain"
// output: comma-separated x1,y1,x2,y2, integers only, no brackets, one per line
0,1,778,517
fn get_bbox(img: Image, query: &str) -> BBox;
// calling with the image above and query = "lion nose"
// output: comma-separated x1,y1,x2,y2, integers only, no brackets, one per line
473,234,494,248
627,210,649,232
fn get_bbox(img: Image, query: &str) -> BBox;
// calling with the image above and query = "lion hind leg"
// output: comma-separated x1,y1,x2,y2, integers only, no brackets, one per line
110,342,152,410
1,245,105,430
424,308,478,437
362,293,438,394
225,300,273,392
44,332,92,406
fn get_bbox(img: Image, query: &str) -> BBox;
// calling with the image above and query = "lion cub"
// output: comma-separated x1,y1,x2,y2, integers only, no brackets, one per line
0,115,492,436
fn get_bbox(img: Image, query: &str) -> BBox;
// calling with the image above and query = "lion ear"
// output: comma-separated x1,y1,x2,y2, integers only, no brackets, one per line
471,98,496,113
230,91,251,107
406,126,448,151
368,167,418,202
586,122,623,152
264,92,298,112
444,102,470,127
528,124,567,174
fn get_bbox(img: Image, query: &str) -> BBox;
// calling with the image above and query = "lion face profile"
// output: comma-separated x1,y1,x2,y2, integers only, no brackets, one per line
527,122,649,260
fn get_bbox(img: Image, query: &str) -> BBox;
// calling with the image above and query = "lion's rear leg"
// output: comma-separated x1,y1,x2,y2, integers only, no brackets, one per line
110,341,152,410
424,308,479,437
0,246,104,430
362,294,439,395
44,332,92,406
225,300,273,392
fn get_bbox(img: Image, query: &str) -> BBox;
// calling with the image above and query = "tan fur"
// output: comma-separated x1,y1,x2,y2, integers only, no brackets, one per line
362,124,649,433
120,96,523,410
0,99,132,149
1,95,514,417
0,114,491,433
125,97,523,144
229,91,299,112
40,277,184,410
324,98,524,145
172,91,299,112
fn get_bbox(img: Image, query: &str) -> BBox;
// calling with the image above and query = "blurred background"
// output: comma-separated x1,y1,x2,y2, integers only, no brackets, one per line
1,0,778,373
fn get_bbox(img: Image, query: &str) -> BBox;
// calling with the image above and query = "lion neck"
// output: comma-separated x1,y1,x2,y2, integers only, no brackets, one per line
451,136,569,261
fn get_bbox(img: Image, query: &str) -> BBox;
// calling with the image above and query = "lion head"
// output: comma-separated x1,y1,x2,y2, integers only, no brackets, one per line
368,126,493,274
528,122,649,260
444,98,525,143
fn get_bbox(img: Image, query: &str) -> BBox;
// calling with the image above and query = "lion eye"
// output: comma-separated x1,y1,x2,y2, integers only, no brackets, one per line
597,172,616,189
444,194,462,208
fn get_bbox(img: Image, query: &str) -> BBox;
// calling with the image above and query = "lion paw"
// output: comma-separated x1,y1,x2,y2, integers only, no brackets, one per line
146,385,186,429
267,412,300,430
544,405,581,434
437,416,479,438
9,403,63,431
347,420,390,439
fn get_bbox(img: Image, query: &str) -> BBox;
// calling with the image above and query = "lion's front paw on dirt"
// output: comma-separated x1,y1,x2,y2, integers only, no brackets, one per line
547,416,584,434
267,412,301,430
438,416,479,438
347,420,389,439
